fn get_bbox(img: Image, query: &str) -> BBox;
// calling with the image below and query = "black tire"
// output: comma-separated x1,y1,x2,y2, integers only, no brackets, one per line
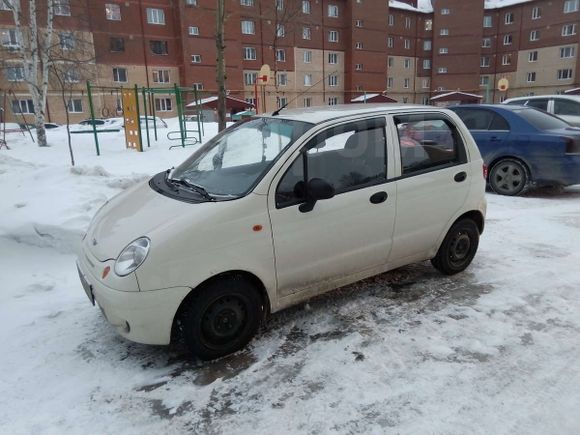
182,276,262,360
489,158,529,196
431,219,479,275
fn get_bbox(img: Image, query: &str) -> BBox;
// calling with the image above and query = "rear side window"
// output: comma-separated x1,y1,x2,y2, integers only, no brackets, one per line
453,108,494,130
489,113,510,130
554,99,580,116
525,98,549,111
394,114,466,176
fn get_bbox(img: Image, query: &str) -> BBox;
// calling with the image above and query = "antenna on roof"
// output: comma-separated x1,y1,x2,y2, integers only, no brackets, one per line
271,70,338,117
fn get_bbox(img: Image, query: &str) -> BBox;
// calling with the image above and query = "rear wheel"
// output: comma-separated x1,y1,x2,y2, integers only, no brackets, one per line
431,219,479,275
182,277,262,360
489,158,528,196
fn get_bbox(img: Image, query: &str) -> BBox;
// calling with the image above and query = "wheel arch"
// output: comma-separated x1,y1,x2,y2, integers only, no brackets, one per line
171,270,271,344
454,210,485,234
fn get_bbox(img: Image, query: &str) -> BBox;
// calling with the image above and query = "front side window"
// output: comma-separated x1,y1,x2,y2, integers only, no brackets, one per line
395,114,465,176
276,118,387,208
172,118,313,199
525,98,549,110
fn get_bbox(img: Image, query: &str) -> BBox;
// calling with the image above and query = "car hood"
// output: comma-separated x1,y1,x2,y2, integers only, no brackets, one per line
84,180,210,261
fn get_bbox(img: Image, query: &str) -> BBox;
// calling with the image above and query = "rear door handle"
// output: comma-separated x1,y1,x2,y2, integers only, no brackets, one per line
370,191,388,204
454,171,467,182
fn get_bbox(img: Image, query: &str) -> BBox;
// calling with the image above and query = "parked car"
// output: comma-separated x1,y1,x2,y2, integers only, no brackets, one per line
139,116,167,128
1,123,23,134
450,104,580,195
77,104,487,359
71,118,123,133
503,95,580,127
17,122,61,130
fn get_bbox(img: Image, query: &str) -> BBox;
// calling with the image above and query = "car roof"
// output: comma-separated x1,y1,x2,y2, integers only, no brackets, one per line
504,95,580,103
258,104,447,124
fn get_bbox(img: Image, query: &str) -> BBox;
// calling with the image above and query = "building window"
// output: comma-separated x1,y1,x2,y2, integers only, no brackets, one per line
150,40,168,55
188,26,199,36
483,16,492,28
277,97,287,108
12,99,35,114
528,51,538,62
480,76,489,86
405,17,411,28
423,59,431,69
355,19,363,28
355,41,363,49
112,67,127,82
154,98,172,112
241,20,255,34
105,3,121,20
529,30,539,41
244,72,257,85
441,8,450,15
67,99,83,113
387,37,393,48
440,28,449,36
328,97,338,106
146,8,165,25
562,24,576,36
303,50,312,63
240,0,254,5
303,26,311,39
243,47,257,60
404,39,410,49
109,37,124,52
276,24,285,37
328,4,338,17
55,0,71,16
503,34,512,45
59,32,75,50
302,0,310,14
501,54,511,65
561,46,576,58
480,56,490,67
422,78,429,88
275,49,286,62
403,58,411,68
304,74,312,86
277,73,287,86
439,47,448,54
388,56,394,67
186,0,198,5
276,0,283,10
388,14,394,26
504,12,514,24
424,19,432,31
481,38,491,48
192,83,203,90
191,54,202,63
527,72,536,82
423,40,432,50
245,97,256,106
328,74,338,86
1,29,20,47
304,97,312,107
0,1,12,10
328,30,338,42
387,77,393,88
531,6,541,19
403,78,410,88
421,96,429,105
355,63,363,71
328,52,338,64
438,67,447,74
557,68,573,80
6,65,24,82
153,70,170,83
64,67,80,83
564,0,579,13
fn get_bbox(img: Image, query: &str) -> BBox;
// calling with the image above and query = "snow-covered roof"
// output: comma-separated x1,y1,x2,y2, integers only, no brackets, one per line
564,87,580,95
186,95,251,108
389,0,536,13
350,93,380,102
430,91,483,101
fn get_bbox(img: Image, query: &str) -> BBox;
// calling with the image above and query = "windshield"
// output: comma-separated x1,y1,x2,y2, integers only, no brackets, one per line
170,117,313,198
516,108,570,130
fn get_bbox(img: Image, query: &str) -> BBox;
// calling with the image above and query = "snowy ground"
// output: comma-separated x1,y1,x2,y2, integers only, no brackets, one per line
1,121,580,434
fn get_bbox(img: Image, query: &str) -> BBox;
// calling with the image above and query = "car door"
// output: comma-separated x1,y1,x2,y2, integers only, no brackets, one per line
267,117,396,298
553,98,580,126
453,108,510,160
390,113,472,260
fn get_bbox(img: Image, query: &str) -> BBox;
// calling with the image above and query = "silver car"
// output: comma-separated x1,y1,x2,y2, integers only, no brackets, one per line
503,95,580,126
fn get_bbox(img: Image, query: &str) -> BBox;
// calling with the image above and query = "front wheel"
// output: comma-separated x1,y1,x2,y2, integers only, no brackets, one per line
182,277,262,360
489,158,528,196
431,219,480,275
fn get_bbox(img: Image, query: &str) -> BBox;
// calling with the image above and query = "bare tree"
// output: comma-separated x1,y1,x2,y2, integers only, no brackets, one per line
215,0,227,132
1,0,58,147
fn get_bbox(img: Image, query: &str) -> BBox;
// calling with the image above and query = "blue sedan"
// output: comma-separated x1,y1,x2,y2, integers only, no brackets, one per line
450,104,580,195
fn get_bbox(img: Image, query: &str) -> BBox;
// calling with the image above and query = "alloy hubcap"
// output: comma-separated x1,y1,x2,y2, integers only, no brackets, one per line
493,163,524,194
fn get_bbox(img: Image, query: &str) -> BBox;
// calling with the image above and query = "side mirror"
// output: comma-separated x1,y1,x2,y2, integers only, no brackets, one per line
299,178,335,213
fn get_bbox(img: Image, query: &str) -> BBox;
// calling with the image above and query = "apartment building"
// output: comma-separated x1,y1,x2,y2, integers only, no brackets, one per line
0,0,579,123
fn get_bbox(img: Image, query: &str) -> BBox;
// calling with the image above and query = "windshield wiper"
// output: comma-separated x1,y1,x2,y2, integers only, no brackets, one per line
172,178,215,201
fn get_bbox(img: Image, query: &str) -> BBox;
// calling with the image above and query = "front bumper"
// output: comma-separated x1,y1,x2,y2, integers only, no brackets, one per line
76,248,191,345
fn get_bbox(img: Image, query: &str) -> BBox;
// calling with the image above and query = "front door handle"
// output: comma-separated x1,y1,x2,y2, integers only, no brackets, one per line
370,191,388,204
454,171,467,182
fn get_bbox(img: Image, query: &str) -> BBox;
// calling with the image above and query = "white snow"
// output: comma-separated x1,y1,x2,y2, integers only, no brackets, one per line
2,120,580,433
390,0,535,12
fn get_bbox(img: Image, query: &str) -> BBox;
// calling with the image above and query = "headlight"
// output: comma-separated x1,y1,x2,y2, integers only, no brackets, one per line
114,237,150,277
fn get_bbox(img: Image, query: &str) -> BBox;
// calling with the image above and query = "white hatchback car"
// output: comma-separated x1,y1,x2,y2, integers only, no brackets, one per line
77,104,487,359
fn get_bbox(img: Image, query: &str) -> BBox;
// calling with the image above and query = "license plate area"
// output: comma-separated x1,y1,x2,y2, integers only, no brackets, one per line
77,265,95,306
